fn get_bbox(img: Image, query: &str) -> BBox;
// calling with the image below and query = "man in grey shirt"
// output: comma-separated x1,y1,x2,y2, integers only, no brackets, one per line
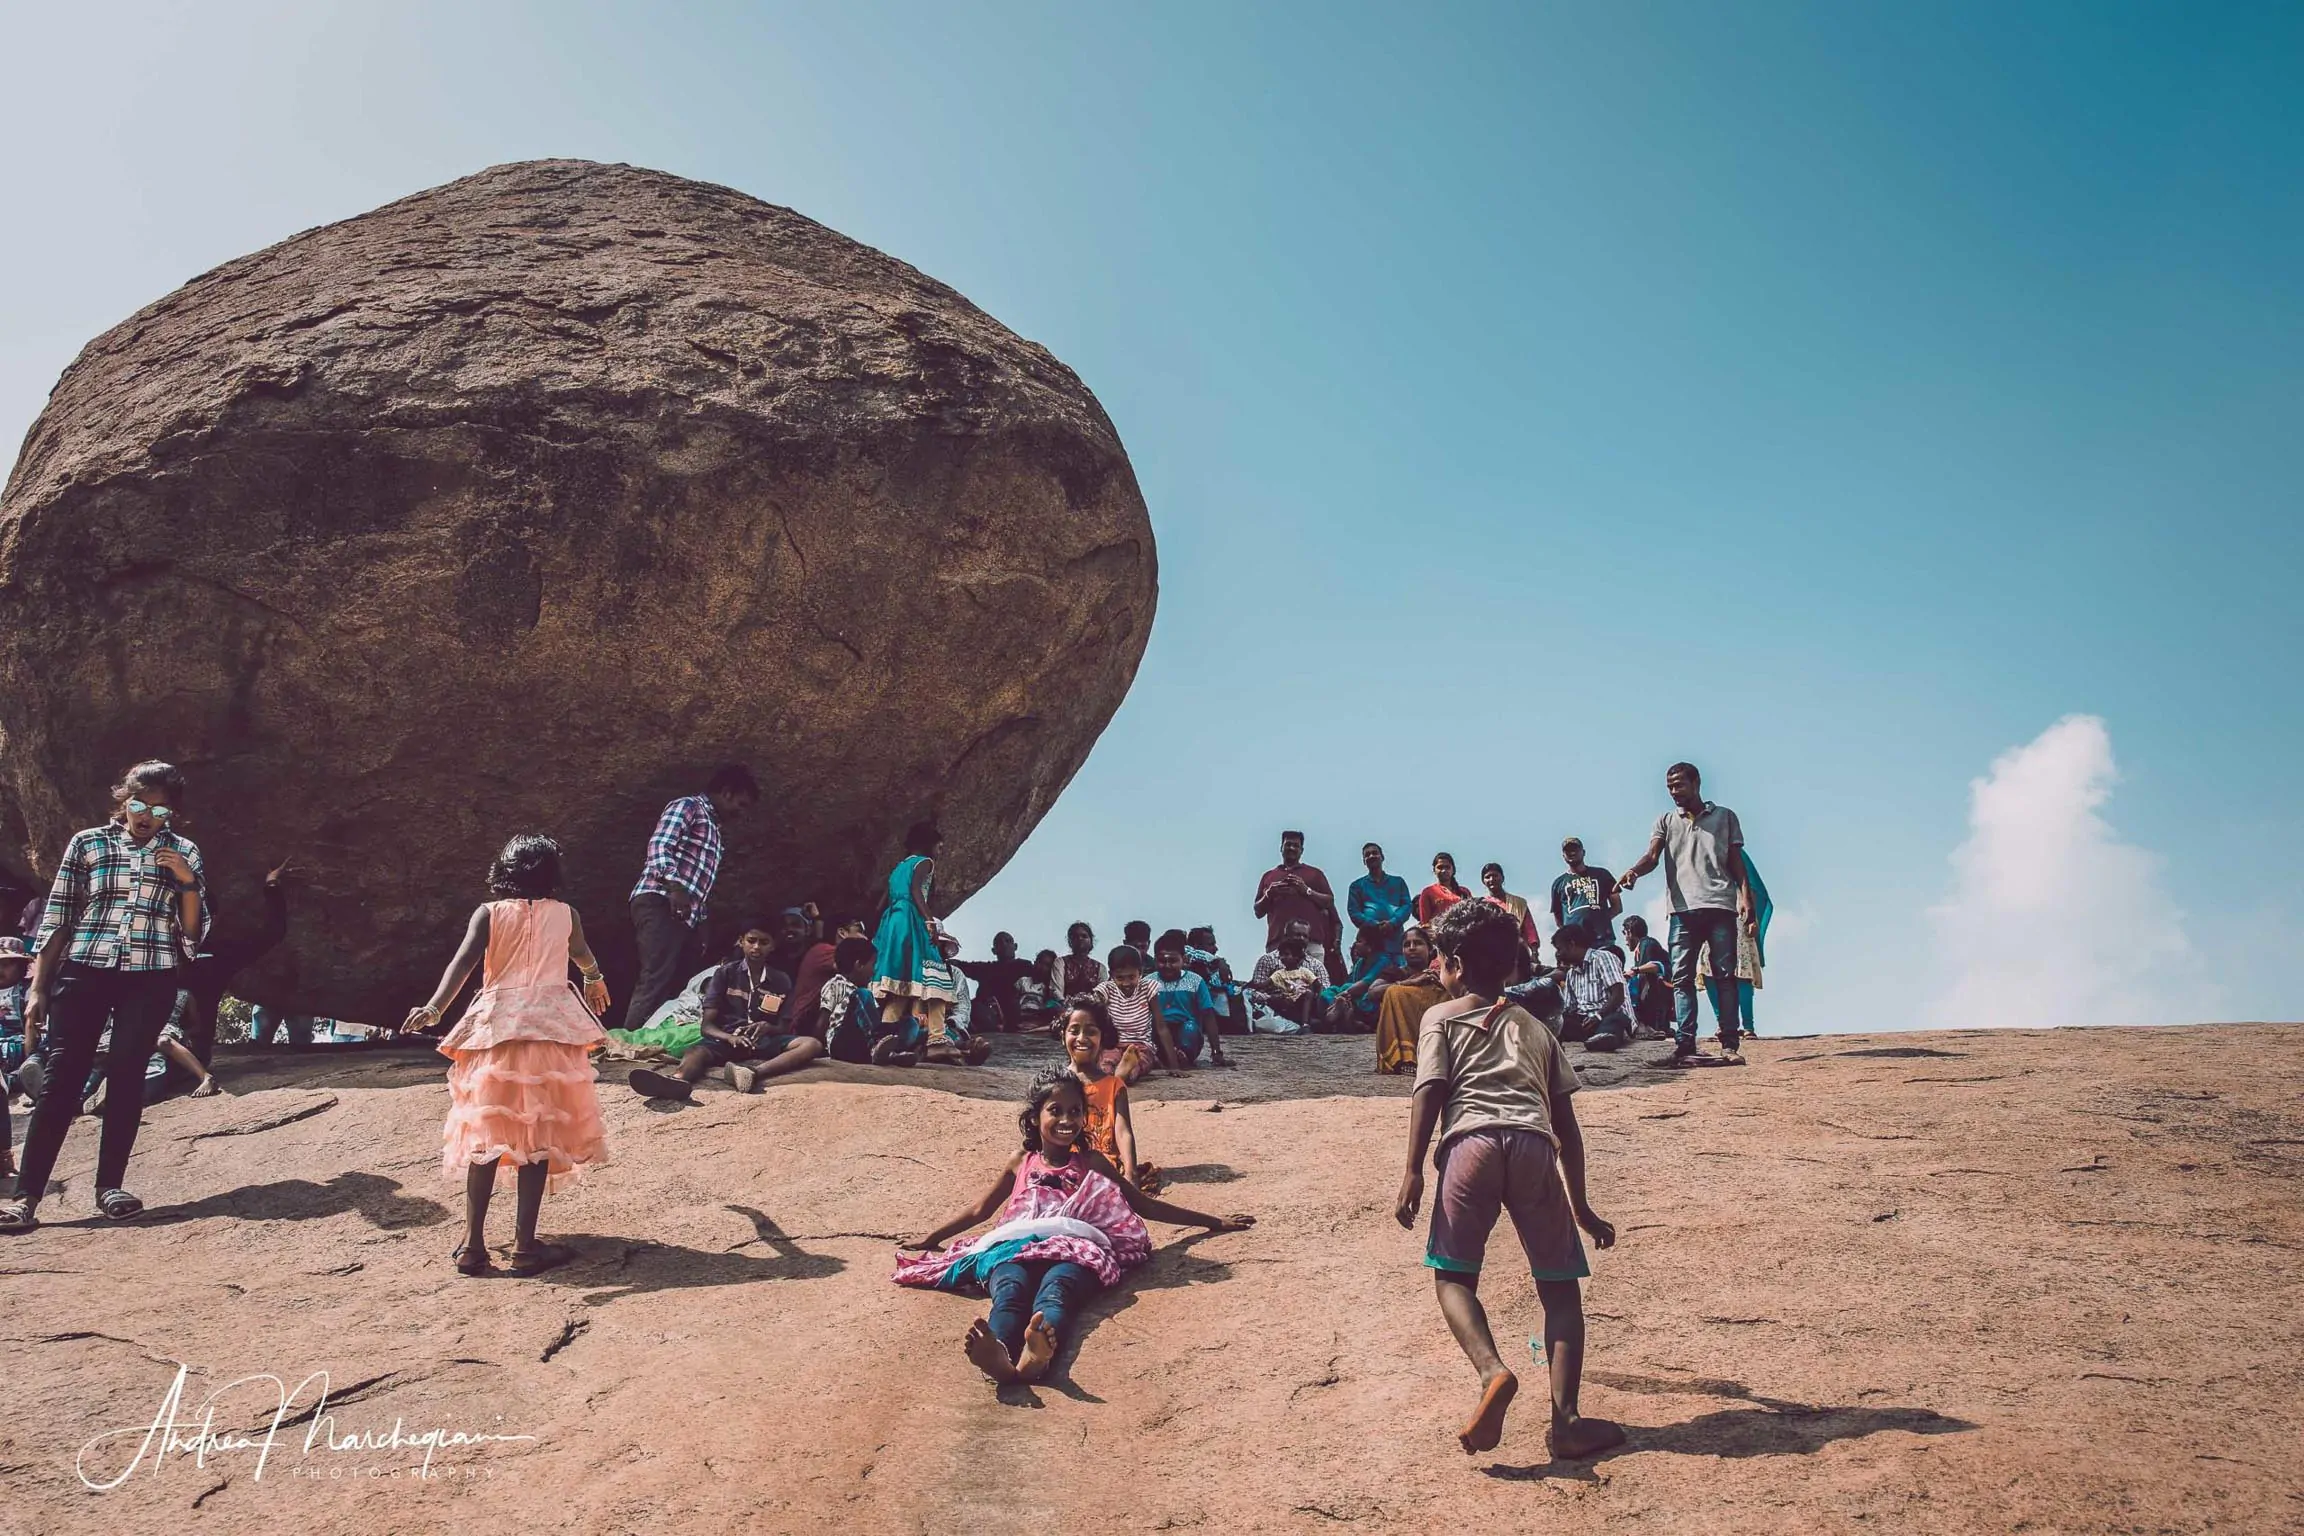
1616,762,1755,1065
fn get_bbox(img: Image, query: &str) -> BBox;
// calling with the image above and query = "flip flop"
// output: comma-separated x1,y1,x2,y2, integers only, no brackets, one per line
629,1068,693,1101
507,1241,575,1278
0,1199,36,1234
453,1243,495,1277
96,1188,144,1221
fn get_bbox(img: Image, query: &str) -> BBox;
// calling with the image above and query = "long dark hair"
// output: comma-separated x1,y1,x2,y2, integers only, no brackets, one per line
1018,1068,1086,1152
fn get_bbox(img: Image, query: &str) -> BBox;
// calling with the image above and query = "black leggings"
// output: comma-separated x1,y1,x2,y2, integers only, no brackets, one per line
17,964,179,1204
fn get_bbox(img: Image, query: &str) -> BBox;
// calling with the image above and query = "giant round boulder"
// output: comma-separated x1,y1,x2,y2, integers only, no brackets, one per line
0,160,1154,1020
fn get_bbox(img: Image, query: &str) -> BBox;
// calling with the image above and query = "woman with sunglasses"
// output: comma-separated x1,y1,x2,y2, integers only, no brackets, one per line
3,761,208,1232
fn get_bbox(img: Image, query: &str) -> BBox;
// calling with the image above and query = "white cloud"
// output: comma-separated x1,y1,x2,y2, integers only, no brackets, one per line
1926,715,2215,1028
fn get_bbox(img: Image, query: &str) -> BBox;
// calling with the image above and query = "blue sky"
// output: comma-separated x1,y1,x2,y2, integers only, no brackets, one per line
4,2,2298,1032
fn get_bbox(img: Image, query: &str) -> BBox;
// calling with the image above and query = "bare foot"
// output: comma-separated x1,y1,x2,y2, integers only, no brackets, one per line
1016,1311,1059,1381
1459,1367,1518,1454
189,1076,221,1098
962,1318,1018,1385
1548,1414,1627,1459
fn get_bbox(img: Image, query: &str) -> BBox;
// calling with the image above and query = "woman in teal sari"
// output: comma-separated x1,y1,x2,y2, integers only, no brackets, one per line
872,822,961,1064
1704,853,1773,1037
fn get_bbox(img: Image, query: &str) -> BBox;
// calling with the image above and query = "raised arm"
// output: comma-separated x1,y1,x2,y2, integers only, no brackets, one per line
1617,825,1668,889
901,1157,1021,1250
402,906,490,1032
1087,1150,1252,1231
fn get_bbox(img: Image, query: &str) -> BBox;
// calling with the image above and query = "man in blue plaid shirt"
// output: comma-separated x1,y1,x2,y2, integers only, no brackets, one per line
622,764,759,1031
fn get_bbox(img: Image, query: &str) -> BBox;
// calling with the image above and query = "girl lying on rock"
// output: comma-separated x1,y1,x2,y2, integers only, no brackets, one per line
895,1069,1252,1386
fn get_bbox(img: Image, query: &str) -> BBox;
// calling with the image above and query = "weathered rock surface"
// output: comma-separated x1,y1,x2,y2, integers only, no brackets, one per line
5,1026,2299,1533
0,160,1154,1018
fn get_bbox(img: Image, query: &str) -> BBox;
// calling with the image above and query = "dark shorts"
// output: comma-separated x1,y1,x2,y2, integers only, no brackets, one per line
1426,1126,1589,1281
696,1032,803,1066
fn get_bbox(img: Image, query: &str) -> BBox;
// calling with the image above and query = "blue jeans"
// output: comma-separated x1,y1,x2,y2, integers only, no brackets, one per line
1668,908,1742,1051
250,1006,313,1047
985,1259,1099,1361
1171,1012,1206,1065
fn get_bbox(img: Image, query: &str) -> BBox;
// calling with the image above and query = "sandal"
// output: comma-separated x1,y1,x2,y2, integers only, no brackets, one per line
507,1241,575,1278
453,1243,495,1277
629,1068,693,1102
0,1198,36,1234
96,1188,144,1221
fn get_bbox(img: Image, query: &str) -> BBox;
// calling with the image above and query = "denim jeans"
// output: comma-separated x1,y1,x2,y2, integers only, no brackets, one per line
1668,908,1742,1051
249,1005,313,1047
18,963,179,1202
985,1258,1100,1361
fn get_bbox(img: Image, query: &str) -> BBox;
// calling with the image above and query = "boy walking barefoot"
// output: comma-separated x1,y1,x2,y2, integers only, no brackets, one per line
1396,898,1624,1461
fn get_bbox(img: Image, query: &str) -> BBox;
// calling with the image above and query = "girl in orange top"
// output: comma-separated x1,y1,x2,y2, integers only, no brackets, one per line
1060,998,1162,1194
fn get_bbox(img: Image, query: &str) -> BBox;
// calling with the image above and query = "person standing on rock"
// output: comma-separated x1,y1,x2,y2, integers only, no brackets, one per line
870,822,962,1065
1549,838,1622,947
623,765,758,1032
1348,843,1414,972
1396,897,1623,1460
1615,762,1754,1067
1254,831,1337,974
4,761,210,1232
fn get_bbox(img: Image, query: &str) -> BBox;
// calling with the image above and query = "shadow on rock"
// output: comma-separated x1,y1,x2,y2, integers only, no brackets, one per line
1159,1163,1242,1184
550,1205,845,1304
140,1171,451,1229
1483,1372,1973,1479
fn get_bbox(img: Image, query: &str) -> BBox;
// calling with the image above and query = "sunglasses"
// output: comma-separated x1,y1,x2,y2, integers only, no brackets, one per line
124,799,175,820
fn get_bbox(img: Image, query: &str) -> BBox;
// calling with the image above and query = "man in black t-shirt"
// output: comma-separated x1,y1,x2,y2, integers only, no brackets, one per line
1549,838,1621,944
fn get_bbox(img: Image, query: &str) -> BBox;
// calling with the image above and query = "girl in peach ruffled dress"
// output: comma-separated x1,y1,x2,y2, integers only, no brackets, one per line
400,835,611,1277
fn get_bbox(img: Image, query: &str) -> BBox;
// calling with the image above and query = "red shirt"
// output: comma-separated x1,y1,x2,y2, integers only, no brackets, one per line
1257,862,1334,950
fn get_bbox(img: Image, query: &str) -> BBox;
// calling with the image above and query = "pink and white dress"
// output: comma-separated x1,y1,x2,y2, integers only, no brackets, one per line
892,1151,1152,1292
438,899,609,1191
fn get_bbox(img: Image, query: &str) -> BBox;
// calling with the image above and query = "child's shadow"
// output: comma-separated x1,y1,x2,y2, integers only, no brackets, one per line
1014,1230,1236,1407
1480,1372,1974,1479
536,1205,845,1305
134,1172,450,1230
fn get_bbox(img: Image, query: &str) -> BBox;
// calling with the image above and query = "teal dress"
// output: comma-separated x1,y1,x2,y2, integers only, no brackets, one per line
871,854,957,1003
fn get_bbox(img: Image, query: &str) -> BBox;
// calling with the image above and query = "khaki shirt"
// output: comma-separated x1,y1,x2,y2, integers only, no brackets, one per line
1414,995,1581,1149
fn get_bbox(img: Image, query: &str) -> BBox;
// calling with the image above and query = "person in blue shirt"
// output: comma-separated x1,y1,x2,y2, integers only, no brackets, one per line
1150,932,1230,1067
1347,843,1414,970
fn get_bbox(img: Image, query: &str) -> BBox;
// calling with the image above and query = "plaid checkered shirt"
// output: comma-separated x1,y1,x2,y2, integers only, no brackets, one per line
629,795,722,929
33,823,211,971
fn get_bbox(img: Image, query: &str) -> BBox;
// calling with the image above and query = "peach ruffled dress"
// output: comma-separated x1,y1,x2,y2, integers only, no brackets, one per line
438,899,610,1191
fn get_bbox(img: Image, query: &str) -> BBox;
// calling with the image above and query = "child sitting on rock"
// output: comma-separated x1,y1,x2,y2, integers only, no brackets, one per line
1060,997,1161,1192
1091,945,1180,1082
895,1069,1251,1387
1151,931,1230,1068
1248,927,1323,1031
630,916,825,1100
821,937,886,1063
1396,897,1623,1460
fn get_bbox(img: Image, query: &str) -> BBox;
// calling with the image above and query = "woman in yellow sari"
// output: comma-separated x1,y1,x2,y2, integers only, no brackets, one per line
1373,923,1447,1074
